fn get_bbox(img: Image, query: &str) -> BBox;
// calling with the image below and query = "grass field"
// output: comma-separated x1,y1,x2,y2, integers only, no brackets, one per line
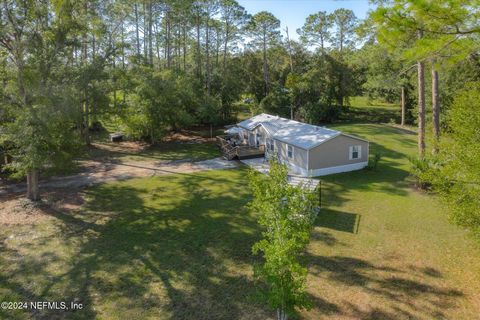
85,141,220,163
1,123,479,319
340,96,402,124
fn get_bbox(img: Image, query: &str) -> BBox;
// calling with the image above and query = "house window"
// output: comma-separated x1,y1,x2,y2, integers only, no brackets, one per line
349,145,361,160
287,145,294,159
267,139,275,152
255,132,262,147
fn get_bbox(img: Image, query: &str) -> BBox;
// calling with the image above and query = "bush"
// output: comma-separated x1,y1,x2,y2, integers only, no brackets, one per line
409,156,435,190
367,153,382,170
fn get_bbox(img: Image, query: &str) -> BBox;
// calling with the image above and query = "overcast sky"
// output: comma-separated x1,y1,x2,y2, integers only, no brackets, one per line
237,0,375,41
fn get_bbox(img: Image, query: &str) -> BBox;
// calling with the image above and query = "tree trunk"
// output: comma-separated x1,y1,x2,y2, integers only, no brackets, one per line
135,3,140,55
177,28,182,70
113,53,117,109
183,25,187,71
401,86,406,126
206,16,211,95
121,20,127,105
196,15,202,77
154,22,161,64
143,2,148,60
84,92,90,145
340,30,344,53
417,60,426,158
166,12,171,68
223,24,229,74
27,170,40,201
91,31,96,124
285,27,293,72
262,29,270,96
276,308,288,320
83,2,90,146
215,28,220,68
121,20,126,69
148,1,153,66
92,34,96,59
431,61,440,154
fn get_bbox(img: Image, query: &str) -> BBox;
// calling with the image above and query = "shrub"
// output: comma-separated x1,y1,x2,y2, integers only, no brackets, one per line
367,153,382,170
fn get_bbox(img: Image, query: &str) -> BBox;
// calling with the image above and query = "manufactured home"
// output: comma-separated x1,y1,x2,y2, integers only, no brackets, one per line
218,113,369,177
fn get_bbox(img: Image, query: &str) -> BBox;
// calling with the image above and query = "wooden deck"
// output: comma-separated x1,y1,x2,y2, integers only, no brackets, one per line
216,136,265,160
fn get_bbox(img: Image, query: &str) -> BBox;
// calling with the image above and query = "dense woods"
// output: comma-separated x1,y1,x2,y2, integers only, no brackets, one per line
0,1,479,238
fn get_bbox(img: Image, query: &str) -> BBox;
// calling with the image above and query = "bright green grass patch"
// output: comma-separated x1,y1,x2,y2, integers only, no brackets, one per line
349,96,398,109
340,96,400,124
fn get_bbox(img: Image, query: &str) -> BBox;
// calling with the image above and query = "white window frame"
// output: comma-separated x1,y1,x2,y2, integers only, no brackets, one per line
287,145,294,159
349,145,362,160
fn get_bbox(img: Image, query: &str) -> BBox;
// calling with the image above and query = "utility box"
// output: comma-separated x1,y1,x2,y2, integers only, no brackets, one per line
109,133,124,142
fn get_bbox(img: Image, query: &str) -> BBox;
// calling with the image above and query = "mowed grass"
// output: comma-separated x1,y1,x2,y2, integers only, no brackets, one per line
1,124,480,319
302,123,480,319
0,169,270,319
86,141,220,163
341,96,400,124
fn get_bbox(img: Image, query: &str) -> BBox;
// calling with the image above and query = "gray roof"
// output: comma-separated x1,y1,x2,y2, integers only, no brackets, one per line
237,113,280,131
237,113,363,150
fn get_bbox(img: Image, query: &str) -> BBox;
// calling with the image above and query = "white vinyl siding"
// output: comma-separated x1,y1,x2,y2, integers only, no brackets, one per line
349,145,361,160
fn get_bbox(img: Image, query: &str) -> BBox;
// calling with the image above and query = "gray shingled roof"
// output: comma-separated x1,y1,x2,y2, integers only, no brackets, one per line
237,113,344,150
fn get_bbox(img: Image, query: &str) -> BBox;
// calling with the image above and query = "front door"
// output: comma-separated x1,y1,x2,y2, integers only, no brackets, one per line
248,132,255,146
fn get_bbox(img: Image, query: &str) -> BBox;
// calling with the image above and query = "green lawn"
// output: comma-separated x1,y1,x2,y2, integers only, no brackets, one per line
1,124,480,319
85,141,220,163
340,96,401,124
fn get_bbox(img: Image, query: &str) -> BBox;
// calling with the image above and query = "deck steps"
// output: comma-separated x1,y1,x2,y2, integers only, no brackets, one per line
240,158,319,190
287,176,319,190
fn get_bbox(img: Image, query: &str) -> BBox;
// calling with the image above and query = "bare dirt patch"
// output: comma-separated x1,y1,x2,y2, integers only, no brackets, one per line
0,188,87,225
90,140,149,155
0,197,50,225
163,131,215,143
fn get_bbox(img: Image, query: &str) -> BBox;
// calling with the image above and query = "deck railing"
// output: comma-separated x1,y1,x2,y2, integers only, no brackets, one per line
216,136,265,160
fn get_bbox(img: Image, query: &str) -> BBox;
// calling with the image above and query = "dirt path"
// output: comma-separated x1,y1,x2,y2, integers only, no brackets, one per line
0,157,239,197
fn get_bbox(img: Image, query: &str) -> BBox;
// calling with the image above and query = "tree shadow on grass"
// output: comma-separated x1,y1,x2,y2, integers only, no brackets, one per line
0,232,98,320
338,106,400,124
316,208,360,234
86,142,220,163
314,162,410,236
305,254,464,319
310,229,347,247
16,170,270,319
